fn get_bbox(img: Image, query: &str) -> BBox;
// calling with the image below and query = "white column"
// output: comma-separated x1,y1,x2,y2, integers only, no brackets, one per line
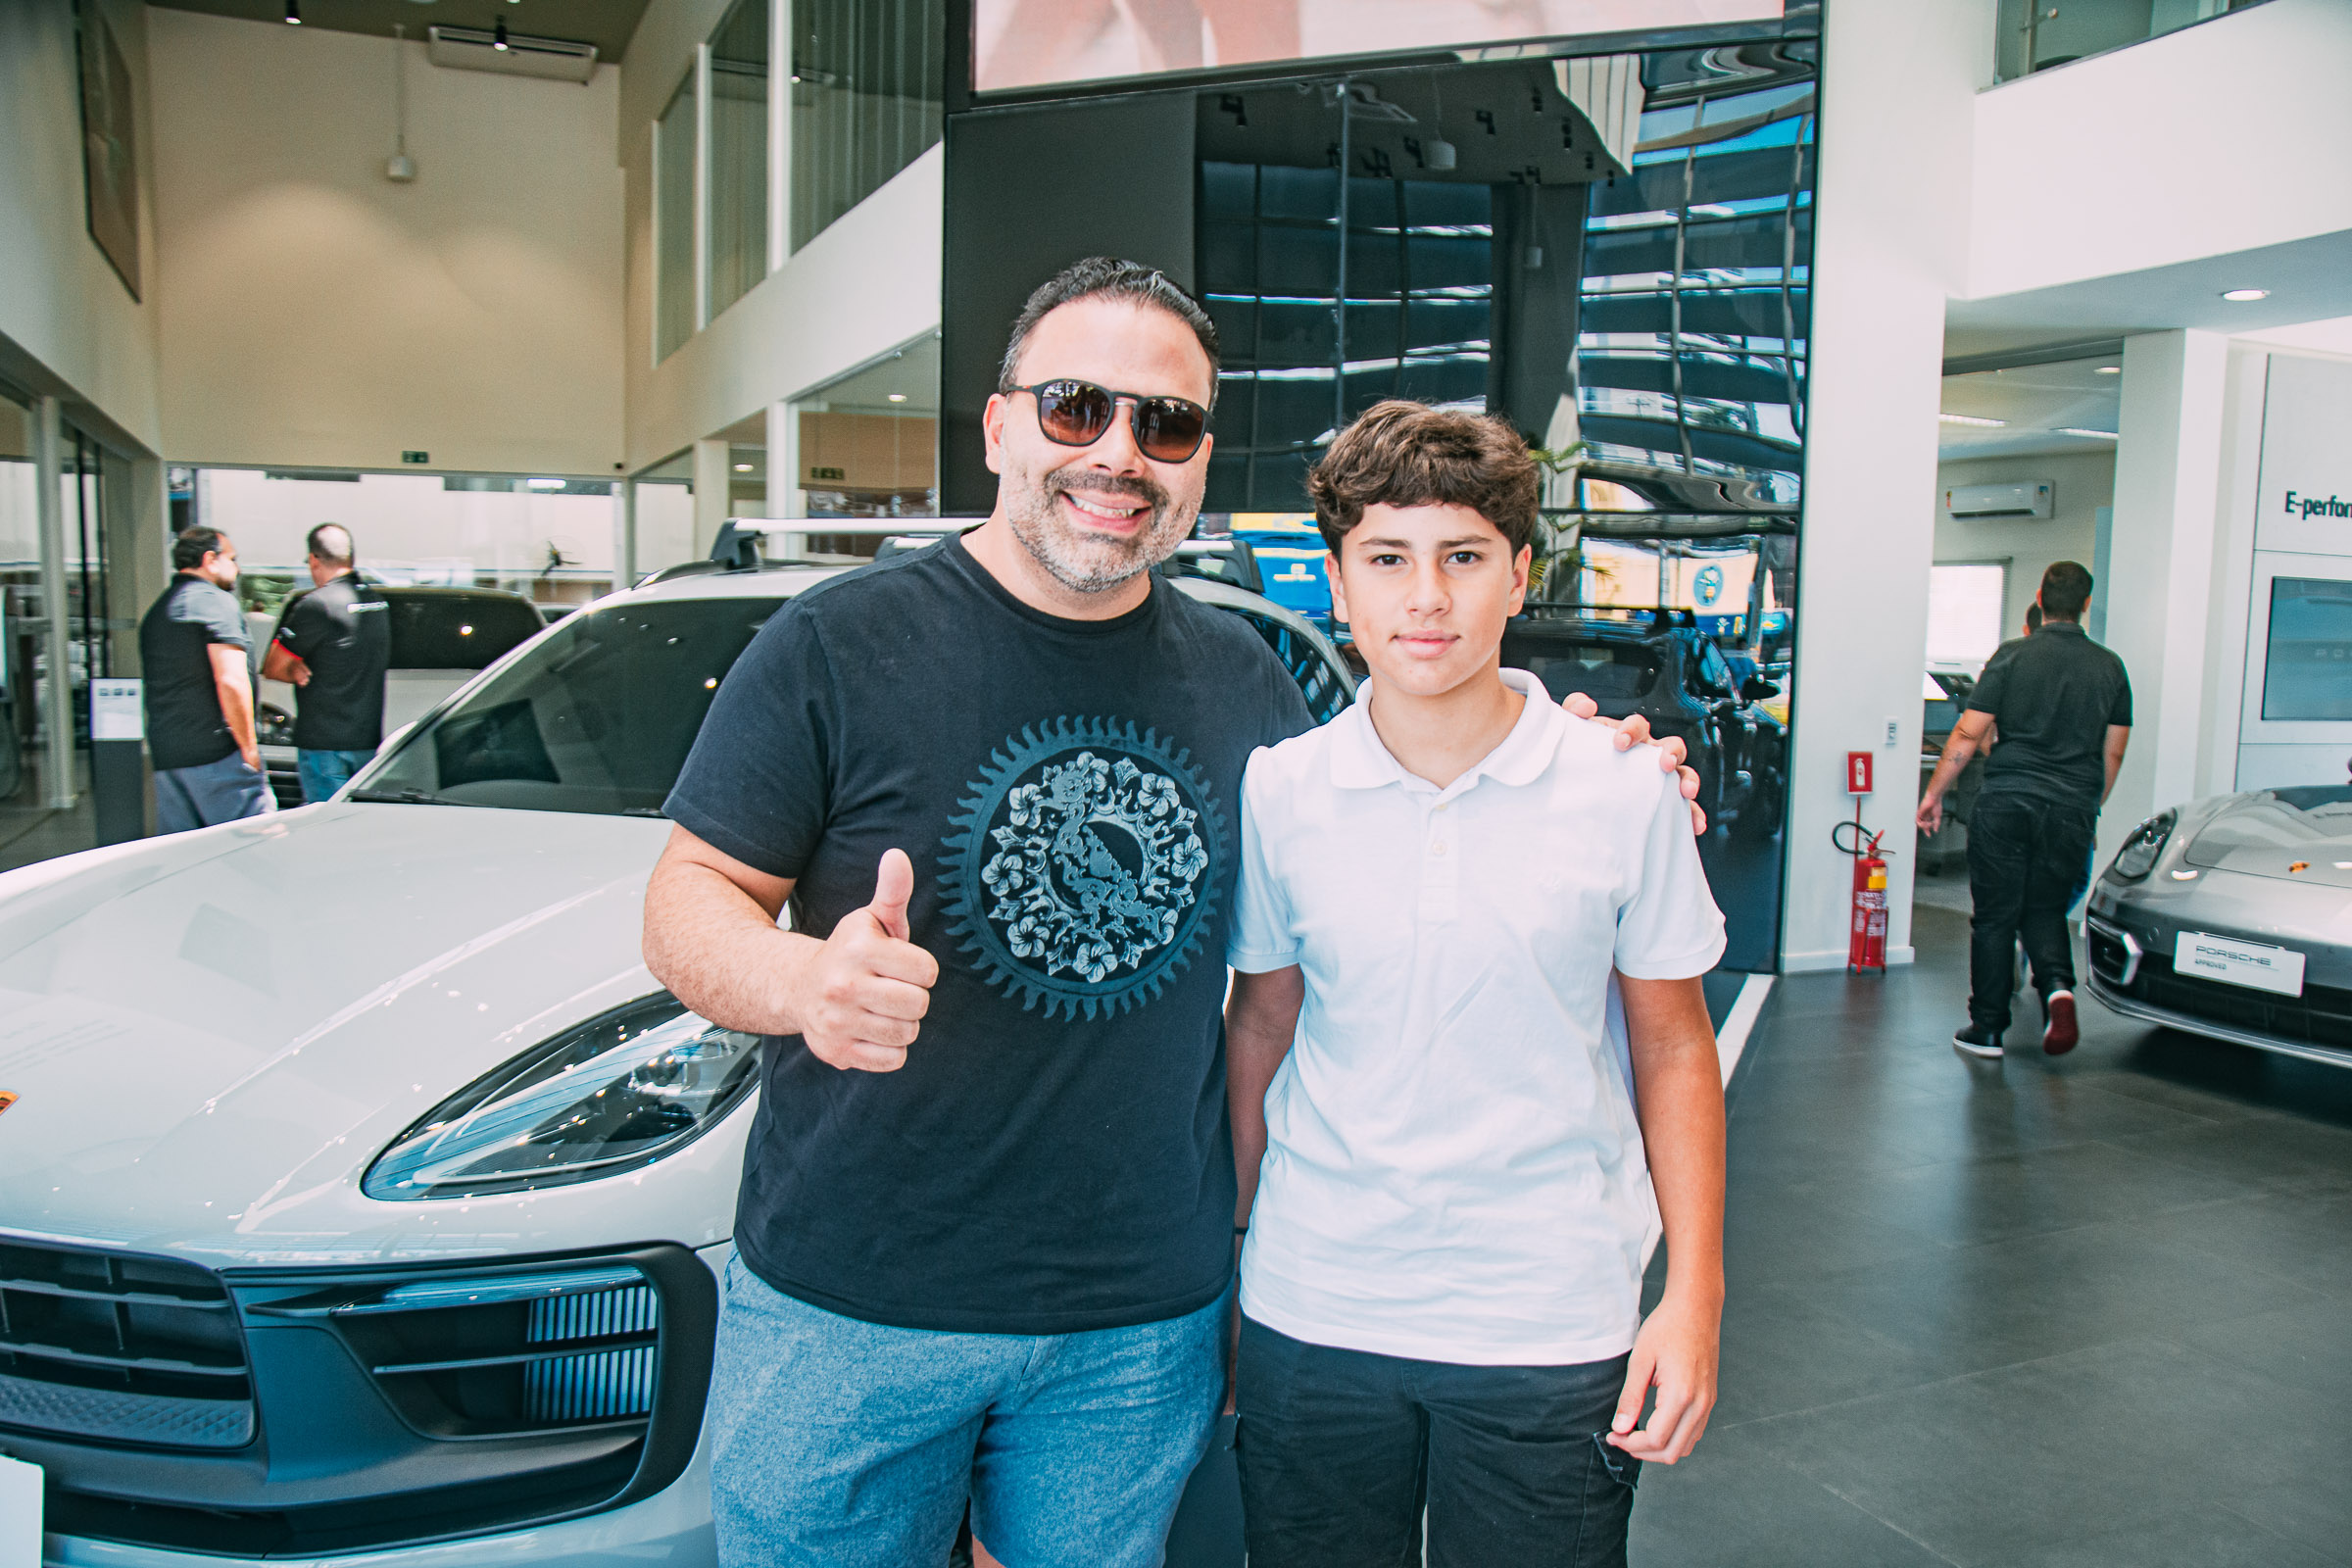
692,436,733,559
617,477,639,589
767,399,798,518
693,42,713,330
768,0,792,274
32,396,75,808
2096,328,2230,871
1777,0,1984,971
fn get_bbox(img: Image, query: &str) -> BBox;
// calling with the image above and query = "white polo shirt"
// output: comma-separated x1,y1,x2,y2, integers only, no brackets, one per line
1228,667,1725,1366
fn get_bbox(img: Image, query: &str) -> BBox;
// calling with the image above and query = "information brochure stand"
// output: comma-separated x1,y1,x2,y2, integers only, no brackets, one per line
90,677,147,845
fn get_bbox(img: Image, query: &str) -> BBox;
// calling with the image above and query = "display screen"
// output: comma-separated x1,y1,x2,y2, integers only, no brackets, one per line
973,0,1786,94
2261,576,2352,721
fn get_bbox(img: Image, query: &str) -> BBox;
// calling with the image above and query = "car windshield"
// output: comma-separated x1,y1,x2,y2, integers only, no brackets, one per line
361,597,782,815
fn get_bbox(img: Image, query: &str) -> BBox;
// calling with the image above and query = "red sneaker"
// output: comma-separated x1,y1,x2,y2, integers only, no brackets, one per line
2042,990,2079,1055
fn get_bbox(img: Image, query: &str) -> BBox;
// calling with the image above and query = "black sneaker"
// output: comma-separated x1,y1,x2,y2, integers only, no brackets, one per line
1953,1023,2005,1059
2042,990,2079,1055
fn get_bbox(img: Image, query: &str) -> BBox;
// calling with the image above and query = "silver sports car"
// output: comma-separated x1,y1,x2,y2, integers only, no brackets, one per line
2085,784,2352,1069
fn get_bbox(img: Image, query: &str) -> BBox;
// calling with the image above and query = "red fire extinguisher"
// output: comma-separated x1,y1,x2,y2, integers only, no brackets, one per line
1834,750,1889,973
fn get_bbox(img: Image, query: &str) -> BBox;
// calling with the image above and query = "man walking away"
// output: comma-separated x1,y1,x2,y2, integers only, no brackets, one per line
264,524,389,803
141,527,270,833
1918,562,2130,1059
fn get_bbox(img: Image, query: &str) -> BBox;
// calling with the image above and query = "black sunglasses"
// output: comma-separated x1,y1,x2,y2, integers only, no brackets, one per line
1009,379,1209,464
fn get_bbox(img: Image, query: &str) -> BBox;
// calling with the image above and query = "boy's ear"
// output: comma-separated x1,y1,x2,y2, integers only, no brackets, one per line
1326,550,1350,625
1507,543,1532,616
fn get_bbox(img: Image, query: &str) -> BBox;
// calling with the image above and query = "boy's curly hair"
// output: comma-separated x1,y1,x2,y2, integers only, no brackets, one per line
1306,401,1541,556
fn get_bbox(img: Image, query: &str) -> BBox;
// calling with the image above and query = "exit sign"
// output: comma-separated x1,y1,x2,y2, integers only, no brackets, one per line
808,466,846,481
401,451,429,465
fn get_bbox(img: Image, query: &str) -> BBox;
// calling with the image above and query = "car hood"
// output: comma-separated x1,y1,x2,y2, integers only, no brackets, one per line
0,805,745,1267
2183,788,2352,889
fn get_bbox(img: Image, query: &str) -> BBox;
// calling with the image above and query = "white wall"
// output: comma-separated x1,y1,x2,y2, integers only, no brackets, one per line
0,0,162,452
1934,450,2113,637
1968,0,2352,300
145,9,625,477
1778,0,1988,970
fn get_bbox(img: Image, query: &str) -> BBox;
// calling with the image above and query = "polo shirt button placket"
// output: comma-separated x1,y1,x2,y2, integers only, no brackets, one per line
1421,796,1460,921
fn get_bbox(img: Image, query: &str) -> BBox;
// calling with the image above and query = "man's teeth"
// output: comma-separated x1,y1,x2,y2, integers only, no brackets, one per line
1065,493,1144,519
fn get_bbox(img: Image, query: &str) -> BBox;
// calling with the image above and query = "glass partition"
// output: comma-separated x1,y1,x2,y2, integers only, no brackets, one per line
655,72,700,362
790,0,947,252
791,336,939,526
708,0,771,321
1991,0,2272,82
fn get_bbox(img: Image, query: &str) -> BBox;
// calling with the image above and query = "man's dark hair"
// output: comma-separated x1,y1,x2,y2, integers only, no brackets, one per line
1307,401,1541,556
2039,561,2092,620
2025,602,2043,632
172,526,227,572
308,523,355,567
998,258,1220,407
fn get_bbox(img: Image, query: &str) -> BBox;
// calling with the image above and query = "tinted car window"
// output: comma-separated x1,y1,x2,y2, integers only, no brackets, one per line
364,598,780,815
388,591,545,670
1232,608,1350,725
1516,642,1662,704
1694,641,1736,695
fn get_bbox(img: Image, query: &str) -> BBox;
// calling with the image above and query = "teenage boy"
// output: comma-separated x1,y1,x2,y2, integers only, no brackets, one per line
1225,401,1729,1568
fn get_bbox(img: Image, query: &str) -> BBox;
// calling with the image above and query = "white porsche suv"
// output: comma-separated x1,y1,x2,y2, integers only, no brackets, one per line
0,550,1351,1567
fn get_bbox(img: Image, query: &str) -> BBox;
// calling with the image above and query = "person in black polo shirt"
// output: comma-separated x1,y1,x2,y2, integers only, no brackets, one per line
1919,561,2132,1059
140,526,270,833
262,524,389,803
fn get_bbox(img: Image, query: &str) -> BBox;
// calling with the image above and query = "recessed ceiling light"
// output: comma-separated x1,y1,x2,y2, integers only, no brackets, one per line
493,19,510,49
1938,413,2006,427
2057,427,2119,439
2221,288,2270,302
285,0,301,22
524,476,564,489
887,393,908,403
2094,365,2121,374
733,463,754,472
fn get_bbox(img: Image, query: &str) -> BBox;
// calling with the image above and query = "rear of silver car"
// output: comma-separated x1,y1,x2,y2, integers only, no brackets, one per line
2085,787,2352,1069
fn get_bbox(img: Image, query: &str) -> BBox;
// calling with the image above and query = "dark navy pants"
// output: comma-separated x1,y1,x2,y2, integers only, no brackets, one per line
1967,793,2098,1030
1236,1316,1639,1568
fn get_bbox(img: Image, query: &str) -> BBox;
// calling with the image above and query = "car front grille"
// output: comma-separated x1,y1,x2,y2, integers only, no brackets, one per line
2132,967,2352,1052
0,1239,254,1450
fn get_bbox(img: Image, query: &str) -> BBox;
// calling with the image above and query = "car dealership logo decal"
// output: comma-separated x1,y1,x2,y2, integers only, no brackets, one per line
941,717,1224,1019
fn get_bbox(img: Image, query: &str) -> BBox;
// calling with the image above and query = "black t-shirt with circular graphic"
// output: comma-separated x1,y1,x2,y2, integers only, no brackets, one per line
665,535,1312,1334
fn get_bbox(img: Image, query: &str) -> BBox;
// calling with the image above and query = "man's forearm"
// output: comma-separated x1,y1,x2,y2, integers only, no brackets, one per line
216,679,258,756
644,858,822,1036
1921,728,1977,803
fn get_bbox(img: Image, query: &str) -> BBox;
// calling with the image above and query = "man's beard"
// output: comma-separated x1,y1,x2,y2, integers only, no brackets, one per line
1004,466,1197,596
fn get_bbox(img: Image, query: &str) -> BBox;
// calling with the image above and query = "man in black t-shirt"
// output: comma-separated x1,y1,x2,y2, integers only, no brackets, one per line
645,260,1697,1568
1919,561,2132,1059
263,524,389,803
140,527,271,834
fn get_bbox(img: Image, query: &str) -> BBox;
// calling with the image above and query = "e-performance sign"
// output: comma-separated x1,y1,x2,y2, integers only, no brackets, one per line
973,0,1786,94
2256,355,2352,558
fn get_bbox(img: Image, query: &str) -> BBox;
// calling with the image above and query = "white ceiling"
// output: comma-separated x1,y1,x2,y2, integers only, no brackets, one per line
1939,355,2121,463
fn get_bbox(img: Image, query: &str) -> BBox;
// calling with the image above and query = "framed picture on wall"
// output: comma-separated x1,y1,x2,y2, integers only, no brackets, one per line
76,0,141,301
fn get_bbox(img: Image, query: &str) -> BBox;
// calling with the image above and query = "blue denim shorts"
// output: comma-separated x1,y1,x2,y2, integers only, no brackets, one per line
707,1254,1224,1568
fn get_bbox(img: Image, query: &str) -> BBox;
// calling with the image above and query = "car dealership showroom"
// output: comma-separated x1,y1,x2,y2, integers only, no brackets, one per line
3,1,2350,1565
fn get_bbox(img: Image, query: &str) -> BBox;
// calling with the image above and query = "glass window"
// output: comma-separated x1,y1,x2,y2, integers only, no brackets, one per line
2261,576,2352,722
1991,0,2272,83
364,596,786,816
708,0,770,321
655,73,699,362
1926,562,2007,669
791,336,938,526
790,0,946,253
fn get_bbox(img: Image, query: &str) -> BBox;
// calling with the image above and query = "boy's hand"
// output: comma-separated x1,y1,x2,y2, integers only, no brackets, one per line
1562,696,1708,835
1607,1291,1720,1464
792,849,938,1072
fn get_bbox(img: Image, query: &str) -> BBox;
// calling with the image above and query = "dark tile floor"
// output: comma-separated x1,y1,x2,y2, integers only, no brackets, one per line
1633,904,2352,1568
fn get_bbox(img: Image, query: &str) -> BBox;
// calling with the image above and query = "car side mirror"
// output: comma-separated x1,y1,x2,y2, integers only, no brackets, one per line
1742,676,1780,701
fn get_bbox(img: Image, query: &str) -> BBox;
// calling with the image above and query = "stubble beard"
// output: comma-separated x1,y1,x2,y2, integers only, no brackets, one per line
1004,466,1198,596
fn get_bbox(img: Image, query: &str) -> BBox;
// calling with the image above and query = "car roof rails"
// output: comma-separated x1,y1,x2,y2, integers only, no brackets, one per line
707,517,984,571
1156,537,1262,594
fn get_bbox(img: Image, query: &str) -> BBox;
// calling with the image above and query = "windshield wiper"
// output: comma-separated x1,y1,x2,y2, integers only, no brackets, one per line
349,787,481,808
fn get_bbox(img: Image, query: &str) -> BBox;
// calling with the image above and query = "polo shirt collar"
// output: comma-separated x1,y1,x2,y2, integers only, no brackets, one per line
1328,666,1563,794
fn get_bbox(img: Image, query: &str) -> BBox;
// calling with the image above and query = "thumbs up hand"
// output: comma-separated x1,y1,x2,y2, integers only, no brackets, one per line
795,849,940,1072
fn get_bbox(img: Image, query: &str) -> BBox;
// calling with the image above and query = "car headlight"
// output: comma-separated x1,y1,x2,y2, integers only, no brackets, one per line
2106,808,2177,883
364,994,761,1200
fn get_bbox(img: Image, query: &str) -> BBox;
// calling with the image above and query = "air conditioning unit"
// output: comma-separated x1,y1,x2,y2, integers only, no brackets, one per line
1943,480,2054,520
427,24,598,83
